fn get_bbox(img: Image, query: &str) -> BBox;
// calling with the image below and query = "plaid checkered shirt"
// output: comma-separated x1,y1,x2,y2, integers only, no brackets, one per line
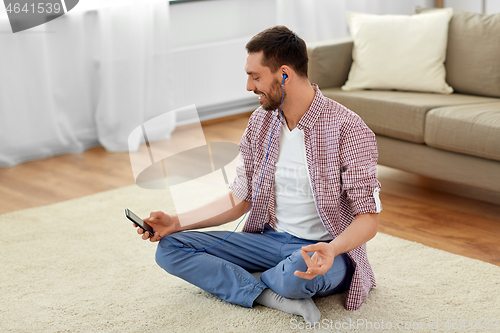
229,84,381,311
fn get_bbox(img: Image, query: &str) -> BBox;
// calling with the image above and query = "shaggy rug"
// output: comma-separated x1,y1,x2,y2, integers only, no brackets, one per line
1,185,499,332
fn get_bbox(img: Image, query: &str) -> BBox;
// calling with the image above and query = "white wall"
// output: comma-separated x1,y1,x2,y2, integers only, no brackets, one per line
444,0,500,14
168,0,499,123
169,0,276,48
169,0,277,122
344,0,435,15
276,0,437,43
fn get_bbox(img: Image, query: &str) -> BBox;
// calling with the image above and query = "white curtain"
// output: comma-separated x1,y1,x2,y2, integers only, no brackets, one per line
276,0,435,43
0,0,174,167
276,0,349,42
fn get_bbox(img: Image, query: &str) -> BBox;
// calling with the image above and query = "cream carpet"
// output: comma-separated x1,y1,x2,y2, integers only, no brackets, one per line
1,185,499,333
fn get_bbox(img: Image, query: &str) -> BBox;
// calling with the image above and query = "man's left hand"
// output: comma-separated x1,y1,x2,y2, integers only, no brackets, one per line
294,242,337,280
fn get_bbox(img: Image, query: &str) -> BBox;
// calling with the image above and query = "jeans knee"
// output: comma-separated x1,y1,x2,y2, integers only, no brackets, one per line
275,278,311,299
262,252,314,299
155,238,181,273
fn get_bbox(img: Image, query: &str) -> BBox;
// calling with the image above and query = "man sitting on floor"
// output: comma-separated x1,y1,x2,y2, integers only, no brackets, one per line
135,26,382,324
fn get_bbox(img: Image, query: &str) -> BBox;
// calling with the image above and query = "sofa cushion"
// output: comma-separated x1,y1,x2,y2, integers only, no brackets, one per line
307,37,353,90
341,9,453,94
425,103,500,162
446,12,500,98
322,87,499,143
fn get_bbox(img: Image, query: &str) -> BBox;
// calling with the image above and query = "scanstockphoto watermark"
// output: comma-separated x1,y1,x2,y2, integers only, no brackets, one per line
275,165,314,199
290,319,424,331
290,318,499,331
128,105,241,228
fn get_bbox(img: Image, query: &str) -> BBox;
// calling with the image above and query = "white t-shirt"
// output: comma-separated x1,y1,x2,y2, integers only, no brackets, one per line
274,122,333,241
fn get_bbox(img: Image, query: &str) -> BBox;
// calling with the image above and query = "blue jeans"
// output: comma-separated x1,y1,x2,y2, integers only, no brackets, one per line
155,224,354,308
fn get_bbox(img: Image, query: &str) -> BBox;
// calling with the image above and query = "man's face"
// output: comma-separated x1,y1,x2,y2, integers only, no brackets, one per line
245,51,284,111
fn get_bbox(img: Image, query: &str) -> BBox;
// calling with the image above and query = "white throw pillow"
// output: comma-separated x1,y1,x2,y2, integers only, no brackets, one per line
342,9,454,94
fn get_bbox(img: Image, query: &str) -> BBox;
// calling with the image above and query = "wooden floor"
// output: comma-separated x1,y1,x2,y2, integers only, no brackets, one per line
1,113,499,266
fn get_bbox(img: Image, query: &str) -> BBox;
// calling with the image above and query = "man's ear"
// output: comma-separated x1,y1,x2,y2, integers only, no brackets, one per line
282,74,288,85
280,65,292,83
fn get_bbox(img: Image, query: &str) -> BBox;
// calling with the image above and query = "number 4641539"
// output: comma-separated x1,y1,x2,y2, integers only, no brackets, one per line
5,2,62,14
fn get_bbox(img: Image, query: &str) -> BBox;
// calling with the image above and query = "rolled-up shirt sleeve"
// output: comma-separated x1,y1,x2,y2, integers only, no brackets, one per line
339,117,382,216
229,117,254,202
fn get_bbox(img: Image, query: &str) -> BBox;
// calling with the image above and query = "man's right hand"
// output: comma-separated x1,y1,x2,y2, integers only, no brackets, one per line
134,211,181,242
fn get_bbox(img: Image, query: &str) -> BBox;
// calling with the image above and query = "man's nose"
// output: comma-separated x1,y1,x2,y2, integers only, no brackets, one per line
246,77,255,92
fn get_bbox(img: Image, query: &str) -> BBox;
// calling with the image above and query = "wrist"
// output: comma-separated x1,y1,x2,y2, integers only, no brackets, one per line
328,240,342,257
172,215,183,232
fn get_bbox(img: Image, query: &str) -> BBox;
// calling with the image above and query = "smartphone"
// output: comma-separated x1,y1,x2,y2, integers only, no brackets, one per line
125,208,155,237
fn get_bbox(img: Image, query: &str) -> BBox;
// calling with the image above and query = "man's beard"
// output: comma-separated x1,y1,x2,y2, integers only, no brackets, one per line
258,78,285,111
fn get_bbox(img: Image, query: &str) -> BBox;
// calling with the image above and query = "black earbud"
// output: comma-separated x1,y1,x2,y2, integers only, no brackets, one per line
281,74,288,86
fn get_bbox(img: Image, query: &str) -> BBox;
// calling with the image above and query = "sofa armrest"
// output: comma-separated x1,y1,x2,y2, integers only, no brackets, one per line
307,37,353,89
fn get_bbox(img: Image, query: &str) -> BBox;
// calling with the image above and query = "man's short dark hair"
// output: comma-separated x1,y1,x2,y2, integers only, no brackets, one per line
246,26,308,78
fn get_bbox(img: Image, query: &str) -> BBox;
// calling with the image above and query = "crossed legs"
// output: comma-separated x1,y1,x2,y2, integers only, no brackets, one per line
155,226,353,323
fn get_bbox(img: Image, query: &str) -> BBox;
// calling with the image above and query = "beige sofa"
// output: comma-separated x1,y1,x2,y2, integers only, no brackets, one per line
307,11,500,202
